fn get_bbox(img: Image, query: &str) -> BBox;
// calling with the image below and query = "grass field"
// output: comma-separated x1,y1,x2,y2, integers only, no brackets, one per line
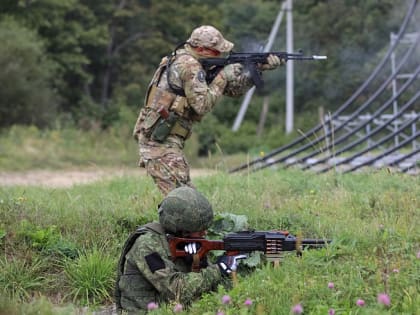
0,127,419,314
1,167,419,315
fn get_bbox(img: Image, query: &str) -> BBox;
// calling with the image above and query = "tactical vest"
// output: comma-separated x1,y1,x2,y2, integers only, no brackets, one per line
114,223,165,314
135,49,197,142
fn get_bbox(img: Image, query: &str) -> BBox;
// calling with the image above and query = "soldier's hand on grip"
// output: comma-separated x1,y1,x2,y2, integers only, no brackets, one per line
223,63,244,81
216,254,247,276
211,63,245,91
260,54,285,70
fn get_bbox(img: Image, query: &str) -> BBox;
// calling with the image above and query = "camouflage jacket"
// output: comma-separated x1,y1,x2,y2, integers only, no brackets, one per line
133,46,253,162
116,223,222,314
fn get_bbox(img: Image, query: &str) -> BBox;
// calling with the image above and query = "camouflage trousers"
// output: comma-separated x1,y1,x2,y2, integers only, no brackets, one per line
145,152,194,195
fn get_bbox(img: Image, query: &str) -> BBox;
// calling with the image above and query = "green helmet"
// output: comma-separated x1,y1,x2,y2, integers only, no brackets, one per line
158,187,213,234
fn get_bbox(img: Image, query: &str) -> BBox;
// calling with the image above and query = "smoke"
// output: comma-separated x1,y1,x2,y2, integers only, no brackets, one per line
236,36,267,52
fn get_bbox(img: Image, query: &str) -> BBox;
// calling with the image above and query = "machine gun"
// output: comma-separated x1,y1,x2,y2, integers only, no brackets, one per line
168,230,331,271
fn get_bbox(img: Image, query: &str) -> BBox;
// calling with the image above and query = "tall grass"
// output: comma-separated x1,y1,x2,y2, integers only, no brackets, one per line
0,125,137,170
0,125,242,171
0,256,47,301
62,247,115,305
1,167,419,314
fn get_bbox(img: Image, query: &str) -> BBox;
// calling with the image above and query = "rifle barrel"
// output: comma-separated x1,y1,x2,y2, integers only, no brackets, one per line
312,55,327,60
287,55,327,60
301,238,331,244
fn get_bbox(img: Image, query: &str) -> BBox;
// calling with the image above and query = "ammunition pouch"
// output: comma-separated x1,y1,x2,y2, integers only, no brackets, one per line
171,119,191,139
151,112,178,142
151,112,191,142
139,66,192,142
147,85,176,112
142,109,160,132
137,86,177,138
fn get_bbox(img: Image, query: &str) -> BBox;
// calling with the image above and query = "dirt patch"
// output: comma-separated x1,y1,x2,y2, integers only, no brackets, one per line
0,168,217,188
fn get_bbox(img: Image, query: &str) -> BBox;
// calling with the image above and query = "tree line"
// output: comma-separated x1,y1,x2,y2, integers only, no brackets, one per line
0,0,406,152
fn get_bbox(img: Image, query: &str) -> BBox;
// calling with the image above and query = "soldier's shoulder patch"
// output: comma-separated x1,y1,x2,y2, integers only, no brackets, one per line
197,70,206,82
145,252,166,273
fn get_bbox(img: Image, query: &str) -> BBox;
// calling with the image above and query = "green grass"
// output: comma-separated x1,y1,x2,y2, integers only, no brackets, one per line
0,125,246,171
0,126,419,314
0,256,47,301
62,247,115,305
0,125,138,171
1,168,419,314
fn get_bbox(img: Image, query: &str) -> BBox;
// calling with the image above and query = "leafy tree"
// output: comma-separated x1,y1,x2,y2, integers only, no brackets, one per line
0,17,58,128
109,0,225,110
0,0,414,155
0,0,104,121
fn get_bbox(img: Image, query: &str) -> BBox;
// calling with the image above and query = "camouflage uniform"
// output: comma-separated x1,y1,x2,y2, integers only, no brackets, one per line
133,25,254,195
117,223,222,315
116,187,223,314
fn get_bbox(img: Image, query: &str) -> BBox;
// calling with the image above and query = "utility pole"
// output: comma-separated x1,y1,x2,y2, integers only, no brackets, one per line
232,0,295,134
232,1,287,131
285,0,294,134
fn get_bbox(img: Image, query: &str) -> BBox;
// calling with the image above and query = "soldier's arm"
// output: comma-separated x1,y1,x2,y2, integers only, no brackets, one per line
222,63,254,97
176,55,227,116
127,233,223,305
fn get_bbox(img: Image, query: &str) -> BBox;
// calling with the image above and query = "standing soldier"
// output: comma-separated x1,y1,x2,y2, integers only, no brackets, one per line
133,25,283,195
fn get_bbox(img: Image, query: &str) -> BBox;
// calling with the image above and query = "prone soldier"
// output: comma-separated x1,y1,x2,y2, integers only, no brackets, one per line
115,187,242,314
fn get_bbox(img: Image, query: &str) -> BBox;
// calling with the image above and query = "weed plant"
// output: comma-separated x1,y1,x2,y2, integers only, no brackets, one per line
62,247,115,305
0,256,46,301
0,168,419,314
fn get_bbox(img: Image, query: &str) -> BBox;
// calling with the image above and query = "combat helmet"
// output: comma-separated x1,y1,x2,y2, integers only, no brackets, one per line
158,186,213,234
187,25,234,53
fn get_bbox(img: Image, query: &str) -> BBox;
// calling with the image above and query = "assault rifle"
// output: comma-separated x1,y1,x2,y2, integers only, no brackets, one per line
168,230,331,271
199,51,327,89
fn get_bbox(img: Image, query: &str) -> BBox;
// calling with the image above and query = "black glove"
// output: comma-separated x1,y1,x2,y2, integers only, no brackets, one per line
216,254,247,276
